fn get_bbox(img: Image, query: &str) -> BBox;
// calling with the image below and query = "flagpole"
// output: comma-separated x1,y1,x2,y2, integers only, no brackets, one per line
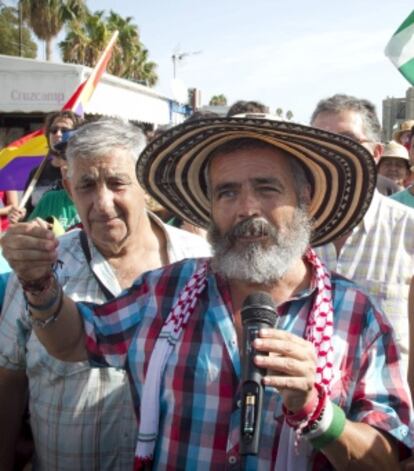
11,31,119,211
18,156,49,209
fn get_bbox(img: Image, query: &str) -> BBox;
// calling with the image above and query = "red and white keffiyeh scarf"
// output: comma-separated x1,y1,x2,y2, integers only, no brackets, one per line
135,248,334,468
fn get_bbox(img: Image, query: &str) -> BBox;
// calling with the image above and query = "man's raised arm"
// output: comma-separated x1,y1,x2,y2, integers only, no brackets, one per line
2,220,86,361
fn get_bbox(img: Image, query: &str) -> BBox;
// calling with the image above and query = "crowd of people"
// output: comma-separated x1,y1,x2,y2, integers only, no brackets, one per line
0,94,414,470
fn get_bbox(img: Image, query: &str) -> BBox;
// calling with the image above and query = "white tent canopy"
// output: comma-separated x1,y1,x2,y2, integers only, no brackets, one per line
0,54,184,125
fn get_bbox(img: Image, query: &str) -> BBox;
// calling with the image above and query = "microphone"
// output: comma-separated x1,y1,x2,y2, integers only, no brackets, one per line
240,292,277,455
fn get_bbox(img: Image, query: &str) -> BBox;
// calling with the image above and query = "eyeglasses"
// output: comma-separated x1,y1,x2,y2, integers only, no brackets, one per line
50,126,72,134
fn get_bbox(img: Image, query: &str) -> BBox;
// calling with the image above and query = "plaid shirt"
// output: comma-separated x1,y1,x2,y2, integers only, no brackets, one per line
80,257,414,470
0,215,210,471
315,191,414,376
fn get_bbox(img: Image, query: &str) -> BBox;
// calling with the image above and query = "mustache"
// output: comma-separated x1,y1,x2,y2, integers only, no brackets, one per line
228,217,275,240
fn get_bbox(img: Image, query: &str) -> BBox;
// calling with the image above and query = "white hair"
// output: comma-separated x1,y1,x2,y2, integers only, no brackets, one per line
65,118,147,178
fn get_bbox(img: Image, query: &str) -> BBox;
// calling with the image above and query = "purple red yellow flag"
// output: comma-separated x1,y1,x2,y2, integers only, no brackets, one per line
0,31,119,190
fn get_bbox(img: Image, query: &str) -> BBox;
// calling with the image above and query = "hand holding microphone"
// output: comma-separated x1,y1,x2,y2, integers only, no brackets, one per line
240,291,318,455
240,292,277,455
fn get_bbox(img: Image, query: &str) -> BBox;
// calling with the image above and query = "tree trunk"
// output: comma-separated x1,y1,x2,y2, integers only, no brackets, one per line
46,39,53,61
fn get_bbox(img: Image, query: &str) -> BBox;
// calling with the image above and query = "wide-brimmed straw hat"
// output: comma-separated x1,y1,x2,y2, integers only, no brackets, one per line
137,116,376,246
393,120,414,143
378,140,410,166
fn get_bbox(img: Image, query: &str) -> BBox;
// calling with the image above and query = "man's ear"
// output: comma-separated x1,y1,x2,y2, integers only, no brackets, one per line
62,176,74,202
372,142,384,163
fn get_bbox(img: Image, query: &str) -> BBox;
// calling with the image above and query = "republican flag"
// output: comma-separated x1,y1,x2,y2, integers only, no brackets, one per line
385,10,414,85
0,31,119,190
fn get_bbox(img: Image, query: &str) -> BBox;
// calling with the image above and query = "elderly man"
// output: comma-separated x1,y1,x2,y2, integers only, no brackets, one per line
3,117,413,470
0,119,210,470
311,94,414,379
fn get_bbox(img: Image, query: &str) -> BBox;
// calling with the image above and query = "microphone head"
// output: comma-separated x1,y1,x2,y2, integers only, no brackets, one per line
241,292,277,326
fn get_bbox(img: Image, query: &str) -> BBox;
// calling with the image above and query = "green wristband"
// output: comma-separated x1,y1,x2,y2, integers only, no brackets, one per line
309,403,346,450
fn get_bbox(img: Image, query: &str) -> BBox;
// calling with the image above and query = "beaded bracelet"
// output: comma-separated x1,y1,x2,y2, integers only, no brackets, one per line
19,272,54,296
302,397,334,438
23,273,60,312
283,386,319,427
19,260,63,297
27,282,64,328
283,383,326,430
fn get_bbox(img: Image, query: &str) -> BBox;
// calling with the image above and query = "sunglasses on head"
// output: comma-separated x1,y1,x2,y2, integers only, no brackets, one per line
50,126,72,134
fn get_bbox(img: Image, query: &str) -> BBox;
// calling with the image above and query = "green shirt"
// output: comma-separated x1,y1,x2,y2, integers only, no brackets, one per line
28,189,80,231
390,187,414,209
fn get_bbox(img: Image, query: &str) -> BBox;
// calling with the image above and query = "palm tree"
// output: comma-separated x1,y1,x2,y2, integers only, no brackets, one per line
129,47,158,86
60,9,158,86
60,10,107,66
106,11,139,77
209,94,227,106
106,10,158,85
0,5,37,57
20,0,88,61
275,107,283,118
286,110,294,120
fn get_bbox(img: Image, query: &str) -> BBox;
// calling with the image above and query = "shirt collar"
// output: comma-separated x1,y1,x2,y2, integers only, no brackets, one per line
357,189,380,233
147,210,167,234
147,210,173,263
87,210,168,262
276,261,318,316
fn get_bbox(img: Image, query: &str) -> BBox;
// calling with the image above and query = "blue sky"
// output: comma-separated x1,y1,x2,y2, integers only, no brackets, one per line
39,1,414,122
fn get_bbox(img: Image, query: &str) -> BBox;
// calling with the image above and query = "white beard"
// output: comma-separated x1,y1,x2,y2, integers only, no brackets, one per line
208,209,311,284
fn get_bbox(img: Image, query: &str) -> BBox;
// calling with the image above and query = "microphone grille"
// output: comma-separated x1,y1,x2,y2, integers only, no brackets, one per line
241,292,277,326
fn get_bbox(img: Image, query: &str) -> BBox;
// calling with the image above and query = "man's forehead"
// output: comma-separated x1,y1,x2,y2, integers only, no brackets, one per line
210,144,291,168
71,154,134,177
313,110,365,135
209,146,294,186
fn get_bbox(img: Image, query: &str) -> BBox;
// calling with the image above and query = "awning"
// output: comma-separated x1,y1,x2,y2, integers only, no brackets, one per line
0,54,182,125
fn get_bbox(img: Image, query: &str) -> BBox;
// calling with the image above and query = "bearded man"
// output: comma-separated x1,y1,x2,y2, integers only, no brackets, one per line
5,117,413,470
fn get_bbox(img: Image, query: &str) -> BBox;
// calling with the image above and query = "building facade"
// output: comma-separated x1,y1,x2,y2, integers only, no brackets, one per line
0,54,190,149
382,87,414,141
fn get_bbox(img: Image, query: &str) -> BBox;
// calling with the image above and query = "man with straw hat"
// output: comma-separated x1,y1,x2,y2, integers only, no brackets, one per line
377,140,411,189
3,116,413,470
393,119,414,150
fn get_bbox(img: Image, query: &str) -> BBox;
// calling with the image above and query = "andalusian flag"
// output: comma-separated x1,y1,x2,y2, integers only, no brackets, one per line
385,10,414,85
0,31,119,190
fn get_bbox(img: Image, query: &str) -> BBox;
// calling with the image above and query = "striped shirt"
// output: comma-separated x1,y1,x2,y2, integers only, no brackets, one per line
315,190,414,375
0,215,211,471
80,257,414,470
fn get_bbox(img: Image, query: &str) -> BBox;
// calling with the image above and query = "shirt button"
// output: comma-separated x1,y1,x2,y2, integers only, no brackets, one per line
228,455,237,465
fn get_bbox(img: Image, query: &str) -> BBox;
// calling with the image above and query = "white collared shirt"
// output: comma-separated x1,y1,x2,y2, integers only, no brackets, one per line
0,215,210,470
315,190,414,374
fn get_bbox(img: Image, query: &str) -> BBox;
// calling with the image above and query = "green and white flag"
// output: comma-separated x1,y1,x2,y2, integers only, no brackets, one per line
385,10,414,85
